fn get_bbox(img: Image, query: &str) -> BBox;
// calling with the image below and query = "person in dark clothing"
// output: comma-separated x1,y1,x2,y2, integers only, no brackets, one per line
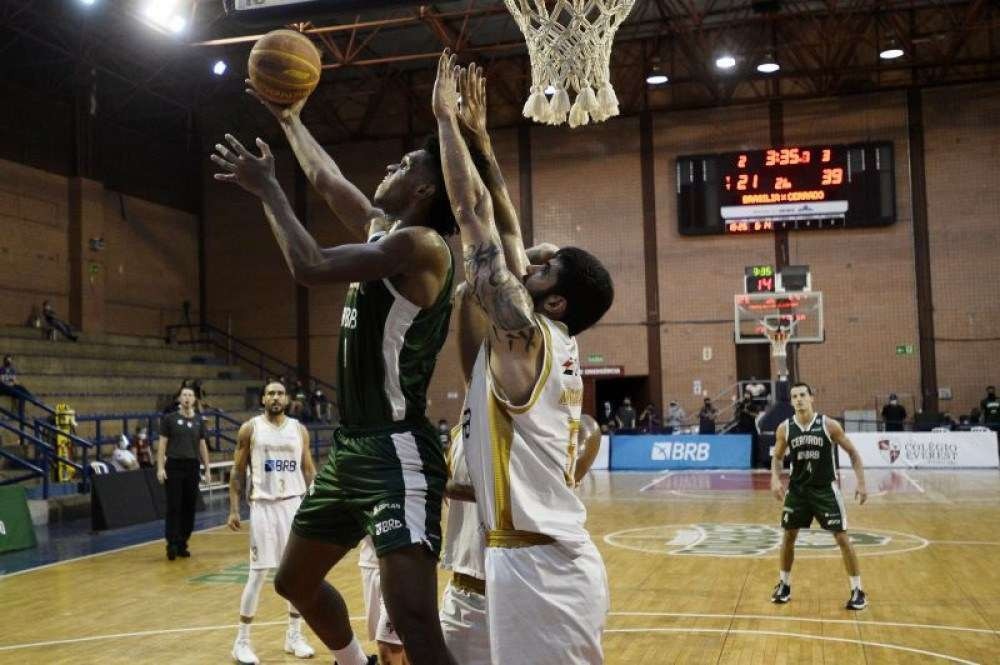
156,386,211,560
615,397,637,432
980,386,1000,430
881,394,907,432
42,301,78,341
0,355,34,402
698,398,718,435
638,403,660,433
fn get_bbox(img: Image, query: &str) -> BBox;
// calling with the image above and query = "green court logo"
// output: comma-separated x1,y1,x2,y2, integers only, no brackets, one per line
190,563,275,585
604,523,923,558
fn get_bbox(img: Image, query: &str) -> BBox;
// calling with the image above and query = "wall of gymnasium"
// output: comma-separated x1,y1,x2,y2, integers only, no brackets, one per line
197,82,998,424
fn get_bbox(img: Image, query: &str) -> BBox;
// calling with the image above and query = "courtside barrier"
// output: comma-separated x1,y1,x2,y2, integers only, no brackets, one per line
838,431,999,468
610,434,752,470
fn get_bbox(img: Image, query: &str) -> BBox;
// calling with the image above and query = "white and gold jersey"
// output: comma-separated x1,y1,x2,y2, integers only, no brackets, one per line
441,427,486,579
463,315,588,552
248,415,307,501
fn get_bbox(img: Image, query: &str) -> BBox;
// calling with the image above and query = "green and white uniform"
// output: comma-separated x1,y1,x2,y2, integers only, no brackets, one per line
780,413,848,532
293,230,454,557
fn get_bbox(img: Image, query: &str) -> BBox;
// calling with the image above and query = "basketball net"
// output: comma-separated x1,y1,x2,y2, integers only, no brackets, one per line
763,319,795,379
504,0,637,127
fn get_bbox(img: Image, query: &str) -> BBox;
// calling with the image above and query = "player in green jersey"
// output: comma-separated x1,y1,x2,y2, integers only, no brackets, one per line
211,86,466,664
770,382,869,610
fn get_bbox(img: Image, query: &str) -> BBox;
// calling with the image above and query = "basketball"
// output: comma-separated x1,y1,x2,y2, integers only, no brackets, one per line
248,29,322,105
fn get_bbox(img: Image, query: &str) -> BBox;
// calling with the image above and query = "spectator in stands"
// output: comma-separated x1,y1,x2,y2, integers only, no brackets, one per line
156,386,211,560
601,400,615,432
615,397,637,432
665,400,686,433
733,395,757,434
938,412,957,431
42,300,78,341
310,388,331,423
698,397,718,435
134,425,153,467
287,379,309,420
980,386,1000,430
0,354,34,402
111,434,140,471
638,403,659,433
881,393,908,431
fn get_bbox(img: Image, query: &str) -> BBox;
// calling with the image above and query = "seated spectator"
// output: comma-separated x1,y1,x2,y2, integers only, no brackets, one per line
310,388,332,423
615,397,637,432
938,412,957,431
0,355,34,402
881,393,907,431
698,398,718,434
665,400,686,434
288,379,309,420
134,426,154,467
980,386,999,430
42,300,78,341
111,435,140,471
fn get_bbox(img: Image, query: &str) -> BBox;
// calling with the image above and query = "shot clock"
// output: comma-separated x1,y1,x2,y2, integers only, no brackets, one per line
676,142,895,235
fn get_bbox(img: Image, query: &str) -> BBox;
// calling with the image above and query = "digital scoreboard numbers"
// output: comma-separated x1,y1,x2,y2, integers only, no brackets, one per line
676,142,895,235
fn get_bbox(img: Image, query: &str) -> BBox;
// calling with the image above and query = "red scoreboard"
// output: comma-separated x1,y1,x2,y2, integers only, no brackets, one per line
676,142,895,235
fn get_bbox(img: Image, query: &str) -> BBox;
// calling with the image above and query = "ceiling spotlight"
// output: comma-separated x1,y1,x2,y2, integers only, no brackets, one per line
757,54,780,74
213,60,227,76
879,39,904,60
715,55,737,70
167,15,186,33
143,0,186,34
80,0,97,5
544,84,557,95
646,59,668,85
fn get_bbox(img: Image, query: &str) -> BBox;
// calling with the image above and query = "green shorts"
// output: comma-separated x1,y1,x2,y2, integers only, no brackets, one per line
780,483,847,532
292,422,446,558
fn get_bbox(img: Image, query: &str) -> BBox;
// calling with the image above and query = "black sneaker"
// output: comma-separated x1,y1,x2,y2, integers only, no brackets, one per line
166,545,177,561
177,547,191,558
846,588,868,610
770,581,791,603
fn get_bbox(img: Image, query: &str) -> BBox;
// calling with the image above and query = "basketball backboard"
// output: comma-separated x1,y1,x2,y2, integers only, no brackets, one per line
734,291,824,344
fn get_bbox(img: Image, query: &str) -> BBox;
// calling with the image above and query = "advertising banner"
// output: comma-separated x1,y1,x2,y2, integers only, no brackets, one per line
610,434,752,471
839,431,999,469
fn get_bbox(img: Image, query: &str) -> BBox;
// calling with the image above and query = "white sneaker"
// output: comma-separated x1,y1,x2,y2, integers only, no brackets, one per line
284,630,315,659
231,637,260,665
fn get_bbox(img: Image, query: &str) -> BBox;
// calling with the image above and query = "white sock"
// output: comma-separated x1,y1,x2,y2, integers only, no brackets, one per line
288,614,302,634
238,622,251,640
779,570,790,585
331,637,367,665
850,575,861,590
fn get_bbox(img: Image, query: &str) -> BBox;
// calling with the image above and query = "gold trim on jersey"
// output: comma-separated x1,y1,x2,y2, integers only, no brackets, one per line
486,529,556,548
487,391,516,530
565,418,581,486
493,315,553,415
446,425,462,477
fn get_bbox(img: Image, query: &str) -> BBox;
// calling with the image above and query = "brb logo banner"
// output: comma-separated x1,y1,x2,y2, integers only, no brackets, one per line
610,434,751,470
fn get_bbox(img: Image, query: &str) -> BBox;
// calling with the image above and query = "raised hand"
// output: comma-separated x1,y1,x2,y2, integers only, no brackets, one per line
245,78,306,124
211,134,277,198
458,63,487,140
432,49,461,119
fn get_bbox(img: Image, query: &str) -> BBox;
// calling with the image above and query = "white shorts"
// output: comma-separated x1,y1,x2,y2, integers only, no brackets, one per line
440,580,490,665
248,497,301,569
360,566,402,645
486,539,609,665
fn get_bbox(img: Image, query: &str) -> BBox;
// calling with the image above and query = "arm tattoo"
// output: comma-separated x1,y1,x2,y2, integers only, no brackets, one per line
463,241,536,351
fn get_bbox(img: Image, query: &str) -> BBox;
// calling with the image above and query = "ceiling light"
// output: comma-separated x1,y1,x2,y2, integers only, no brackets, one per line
757,53,780,74
213,60,227,76
80,0,97,5
143,1,186,34
715,55,736,70
167,15,186,33
646,73,669,85
879,40,904,60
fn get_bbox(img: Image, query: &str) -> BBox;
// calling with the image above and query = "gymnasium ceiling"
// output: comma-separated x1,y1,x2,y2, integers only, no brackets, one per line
1,0,997,148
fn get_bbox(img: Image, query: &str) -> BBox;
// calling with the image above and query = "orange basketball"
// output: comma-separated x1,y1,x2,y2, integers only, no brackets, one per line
248,29,322,105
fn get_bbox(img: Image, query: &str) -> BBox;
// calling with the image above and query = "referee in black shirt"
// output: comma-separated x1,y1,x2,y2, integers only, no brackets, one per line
156,386,211,560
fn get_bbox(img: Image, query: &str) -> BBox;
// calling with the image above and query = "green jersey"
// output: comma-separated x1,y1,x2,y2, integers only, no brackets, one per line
786,413,837,488
336,234,454,430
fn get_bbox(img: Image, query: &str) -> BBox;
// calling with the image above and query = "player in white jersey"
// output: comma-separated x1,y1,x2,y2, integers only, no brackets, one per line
358,536,408,664
432,53,615,665
228,381,317,665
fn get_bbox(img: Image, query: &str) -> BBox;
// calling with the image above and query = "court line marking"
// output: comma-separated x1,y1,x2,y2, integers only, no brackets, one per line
0,522,232,579
930,540,1000,546
604,628,980,665
0,616,366,652
603,524,931,559
902,470,926,493
639,471,673,493
607,611,1000,636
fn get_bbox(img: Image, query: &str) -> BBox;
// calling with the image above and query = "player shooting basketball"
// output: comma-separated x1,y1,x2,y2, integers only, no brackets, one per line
770,382,869,610
432,49,614,664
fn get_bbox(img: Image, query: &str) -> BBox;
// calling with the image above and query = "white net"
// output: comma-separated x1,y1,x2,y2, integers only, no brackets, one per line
504,0,637,127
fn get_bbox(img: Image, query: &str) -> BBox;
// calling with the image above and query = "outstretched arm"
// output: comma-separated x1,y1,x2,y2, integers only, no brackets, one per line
432,52,538,356
246,82,385,238
212,134,433,286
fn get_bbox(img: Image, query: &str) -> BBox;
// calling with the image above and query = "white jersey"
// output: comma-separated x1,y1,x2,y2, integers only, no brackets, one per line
441,428,486,579
248,415,307,501
358,535,379,569
463,315,589,552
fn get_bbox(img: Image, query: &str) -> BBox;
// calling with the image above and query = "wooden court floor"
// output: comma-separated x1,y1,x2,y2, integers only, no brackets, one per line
1,469,998,664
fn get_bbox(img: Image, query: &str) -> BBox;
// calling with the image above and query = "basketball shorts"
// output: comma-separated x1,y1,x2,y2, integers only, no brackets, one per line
440,578,490,665
249,496,301,569
485,539,608,665
292,423,446,558
360,565,402,645
781,483,848,532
